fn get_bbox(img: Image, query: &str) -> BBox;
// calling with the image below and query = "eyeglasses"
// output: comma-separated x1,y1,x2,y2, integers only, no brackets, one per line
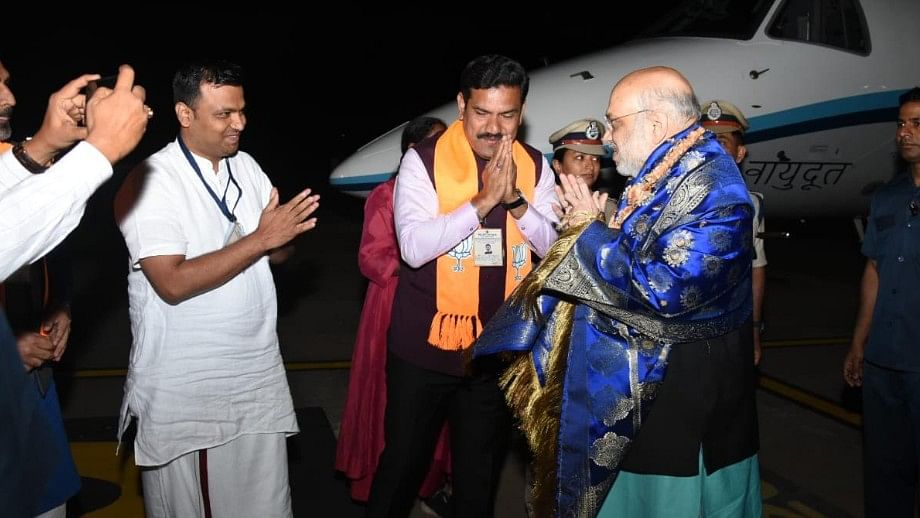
604,109,650,130
910,199,919,216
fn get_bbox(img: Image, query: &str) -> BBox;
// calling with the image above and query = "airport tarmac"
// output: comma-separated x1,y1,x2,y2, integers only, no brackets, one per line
51,183,871,517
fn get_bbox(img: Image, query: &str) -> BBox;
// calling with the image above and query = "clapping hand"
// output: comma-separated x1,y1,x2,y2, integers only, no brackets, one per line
552,173,607,230
254,187,320,252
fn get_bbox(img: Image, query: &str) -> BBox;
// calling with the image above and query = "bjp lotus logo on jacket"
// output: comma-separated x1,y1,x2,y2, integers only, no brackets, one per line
447,237,472,272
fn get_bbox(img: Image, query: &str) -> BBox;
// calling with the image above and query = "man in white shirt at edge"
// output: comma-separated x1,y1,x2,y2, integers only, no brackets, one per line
367,54,558,518
0,63,149,516
114,60,319,518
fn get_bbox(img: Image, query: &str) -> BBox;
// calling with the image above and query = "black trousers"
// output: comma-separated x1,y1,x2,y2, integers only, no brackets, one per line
620,320,759,476
365,351,511,518
862,360,920,518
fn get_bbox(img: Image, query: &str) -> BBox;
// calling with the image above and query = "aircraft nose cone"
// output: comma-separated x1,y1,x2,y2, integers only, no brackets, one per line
330,123,406,197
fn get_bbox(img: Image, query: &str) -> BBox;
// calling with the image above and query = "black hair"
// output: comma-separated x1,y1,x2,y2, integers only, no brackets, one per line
459,55,529,103
400,116,446,154
173,60,244,107
551,148,570,165
900,87,920,107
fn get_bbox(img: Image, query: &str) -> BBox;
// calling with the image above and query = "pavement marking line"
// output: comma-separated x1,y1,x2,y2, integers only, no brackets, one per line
72,337,851,379
73,368,129,378
66,371,857,515
70,352,865,431
788,500,828,518
72,337,852,378
284,361,352,371
757,373,862,428
70,438,828,516
73,361,353,379
762,337,850,348
70,441,144,517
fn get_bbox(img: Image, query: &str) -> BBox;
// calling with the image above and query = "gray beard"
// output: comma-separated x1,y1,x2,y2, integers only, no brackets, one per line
614,160,640,178
0,122,11,142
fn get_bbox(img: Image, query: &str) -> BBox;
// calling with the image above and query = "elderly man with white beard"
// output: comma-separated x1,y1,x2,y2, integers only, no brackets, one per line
474,66,761,518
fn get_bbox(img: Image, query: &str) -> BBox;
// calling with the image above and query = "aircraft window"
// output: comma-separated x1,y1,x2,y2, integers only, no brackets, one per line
767,0,870,54
639,0,774,40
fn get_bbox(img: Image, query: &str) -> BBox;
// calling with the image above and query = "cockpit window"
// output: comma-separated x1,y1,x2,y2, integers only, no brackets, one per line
767,0,870,54
639,0,774,40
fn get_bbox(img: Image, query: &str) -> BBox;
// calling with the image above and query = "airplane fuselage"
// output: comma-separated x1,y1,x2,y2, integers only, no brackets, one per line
330,0,916,218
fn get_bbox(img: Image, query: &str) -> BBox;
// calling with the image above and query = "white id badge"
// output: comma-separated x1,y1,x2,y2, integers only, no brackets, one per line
225,221,244,246
473,228,503,267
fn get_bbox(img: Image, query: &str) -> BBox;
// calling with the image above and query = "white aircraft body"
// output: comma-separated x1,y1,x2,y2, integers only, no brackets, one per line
329,0,917,218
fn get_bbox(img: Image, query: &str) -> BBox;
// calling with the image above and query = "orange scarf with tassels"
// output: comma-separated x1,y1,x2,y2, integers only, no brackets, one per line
427,121,535,351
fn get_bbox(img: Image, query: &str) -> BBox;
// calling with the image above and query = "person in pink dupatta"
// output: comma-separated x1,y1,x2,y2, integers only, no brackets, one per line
336,117,452,510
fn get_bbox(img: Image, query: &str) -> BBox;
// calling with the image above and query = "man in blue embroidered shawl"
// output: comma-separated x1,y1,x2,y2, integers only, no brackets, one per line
475,67,761,517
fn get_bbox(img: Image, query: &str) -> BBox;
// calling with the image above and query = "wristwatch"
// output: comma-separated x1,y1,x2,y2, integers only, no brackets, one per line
501,189,527,210
753,320,765,334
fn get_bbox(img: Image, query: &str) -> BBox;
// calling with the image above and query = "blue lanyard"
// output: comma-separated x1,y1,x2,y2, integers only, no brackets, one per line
177,135,241,223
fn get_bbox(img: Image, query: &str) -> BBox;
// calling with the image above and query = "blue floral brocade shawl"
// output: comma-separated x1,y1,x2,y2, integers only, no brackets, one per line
474,125,754,517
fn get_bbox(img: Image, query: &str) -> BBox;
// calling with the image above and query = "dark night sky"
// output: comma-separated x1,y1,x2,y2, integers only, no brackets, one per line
3,4,681,198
